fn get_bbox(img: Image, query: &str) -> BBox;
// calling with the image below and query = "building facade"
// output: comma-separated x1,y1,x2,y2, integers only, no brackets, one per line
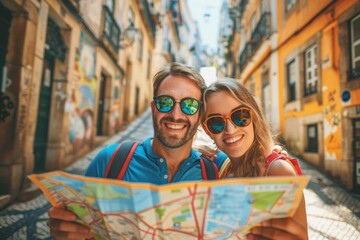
221,0,360,192
0,0,160,207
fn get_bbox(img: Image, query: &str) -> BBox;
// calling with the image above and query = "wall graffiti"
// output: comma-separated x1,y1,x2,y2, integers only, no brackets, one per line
67,32,97,152
324,87,341,160
0,94,15,122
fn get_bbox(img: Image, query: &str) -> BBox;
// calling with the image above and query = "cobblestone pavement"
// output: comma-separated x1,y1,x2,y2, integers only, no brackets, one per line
1,108,359,239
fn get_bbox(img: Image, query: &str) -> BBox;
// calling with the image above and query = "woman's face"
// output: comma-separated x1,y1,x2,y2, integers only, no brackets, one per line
204,91,255,159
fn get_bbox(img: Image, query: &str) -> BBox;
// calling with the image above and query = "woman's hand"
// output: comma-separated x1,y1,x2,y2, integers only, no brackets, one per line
247,217,308,240
47,207,93,239
196,145,218,161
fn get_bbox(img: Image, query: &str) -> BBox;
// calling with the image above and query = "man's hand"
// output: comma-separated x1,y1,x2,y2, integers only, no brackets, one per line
272,145,288,156
247,217,308,240
47,207,93,240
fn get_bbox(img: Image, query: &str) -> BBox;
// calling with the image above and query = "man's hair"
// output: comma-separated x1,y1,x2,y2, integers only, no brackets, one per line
152,62,206,97
202,78,275,177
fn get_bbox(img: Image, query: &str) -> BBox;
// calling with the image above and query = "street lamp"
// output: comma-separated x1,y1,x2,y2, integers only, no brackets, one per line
120,25,139,49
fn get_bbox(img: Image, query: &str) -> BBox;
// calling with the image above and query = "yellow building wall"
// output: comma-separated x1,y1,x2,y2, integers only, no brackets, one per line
278,0,358,165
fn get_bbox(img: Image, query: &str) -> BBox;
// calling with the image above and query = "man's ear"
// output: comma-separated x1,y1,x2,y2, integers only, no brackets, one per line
150,100,155,113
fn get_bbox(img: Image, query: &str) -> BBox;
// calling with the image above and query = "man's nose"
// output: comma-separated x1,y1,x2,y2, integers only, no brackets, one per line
170,101,184,117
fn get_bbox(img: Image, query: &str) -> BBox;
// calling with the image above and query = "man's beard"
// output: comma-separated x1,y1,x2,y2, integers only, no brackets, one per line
153,116,198,148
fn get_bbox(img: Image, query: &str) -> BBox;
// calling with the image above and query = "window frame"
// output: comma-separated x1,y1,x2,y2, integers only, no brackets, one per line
287,59,296,102
137,31,143,61
349,13,360,80
304,44,318,96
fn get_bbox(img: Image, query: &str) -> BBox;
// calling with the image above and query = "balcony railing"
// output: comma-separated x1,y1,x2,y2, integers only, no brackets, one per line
250,12,270,53
238,0,248,18
238,12,271,71
239,42,251,70
103,5,120,51
142,0,156,38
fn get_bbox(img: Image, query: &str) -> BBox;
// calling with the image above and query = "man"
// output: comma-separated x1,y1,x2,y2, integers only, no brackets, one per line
48,63,305,240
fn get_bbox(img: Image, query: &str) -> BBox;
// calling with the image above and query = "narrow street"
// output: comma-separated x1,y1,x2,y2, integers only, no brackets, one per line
0,109,359,240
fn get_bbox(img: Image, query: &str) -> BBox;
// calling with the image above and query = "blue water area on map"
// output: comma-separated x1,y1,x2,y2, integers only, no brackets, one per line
173,213,192,222
205,185,252,232
93,188,161,213
50,176,163,214
52,176,85,189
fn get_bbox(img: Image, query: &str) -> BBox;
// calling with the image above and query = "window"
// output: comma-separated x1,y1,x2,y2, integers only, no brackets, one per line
287,59,296,102
137,31,143,60
285,0,297,13
350,13,360,80
306,124,318,153
304,44,318,96
104,0,120,51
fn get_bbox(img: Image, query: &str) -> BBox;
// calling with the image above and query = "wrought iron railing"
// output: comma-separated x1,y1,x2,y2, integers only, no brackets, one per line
103,5,120,51
238,12,271,71
239,42,251,70
142,0,156,38
250,12,270,53
238,0,248,18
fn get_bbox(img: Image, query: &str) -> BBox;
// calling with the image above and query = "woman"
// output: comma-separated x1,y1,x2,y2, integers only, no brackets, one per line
202,78,308,240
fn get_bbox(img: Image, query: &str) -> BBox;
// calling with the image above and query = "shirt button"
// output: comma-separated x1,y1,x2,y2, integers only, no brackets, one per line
159,158,164,163
164,174,168,179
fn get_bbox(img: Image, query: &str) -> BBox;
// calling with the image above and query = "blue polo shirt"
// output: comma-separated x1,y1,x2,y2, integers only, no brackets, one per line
85,137,227,185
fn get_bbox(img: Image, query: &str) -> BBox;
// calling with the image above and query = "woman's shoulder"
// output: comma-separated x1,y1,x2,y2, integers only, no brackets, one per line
265,152,303,176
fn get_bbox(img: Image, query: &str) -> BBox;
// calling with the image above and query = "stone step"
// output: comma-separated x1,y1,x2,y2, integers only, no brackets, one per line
0,194,11,209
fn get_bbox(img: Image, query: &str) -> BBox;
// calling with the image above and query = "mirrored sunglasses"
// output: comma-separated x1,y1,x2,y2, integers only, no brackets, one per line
153,95,202,115
204,107,252,134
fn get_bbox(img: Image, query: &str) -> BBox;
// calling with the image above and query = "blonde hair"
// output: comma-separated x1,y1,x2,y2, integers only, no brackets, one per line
202,78,275,177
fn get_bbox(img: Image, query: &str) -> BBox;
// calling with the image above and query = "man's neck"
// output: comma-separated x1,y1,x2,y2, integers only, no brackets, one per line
152,138,193,182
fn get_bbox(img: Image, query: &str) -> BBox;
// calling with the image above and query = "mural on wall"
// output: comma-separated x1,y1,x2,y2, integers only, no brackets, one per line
66,32,97,152
323,87,341,160
111,71,122,129
0,94,15,122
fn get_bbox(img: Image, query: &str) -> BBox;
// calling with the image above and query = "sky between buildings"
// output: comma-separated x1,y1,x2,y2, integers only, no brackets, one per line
187,0,223,53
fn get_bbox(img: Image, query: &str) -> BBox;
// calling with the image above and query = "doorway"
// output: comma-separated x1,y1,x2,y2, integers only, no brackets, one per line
33,54,55,172
0,2,12,94
97,73,106,135
353,118,360,193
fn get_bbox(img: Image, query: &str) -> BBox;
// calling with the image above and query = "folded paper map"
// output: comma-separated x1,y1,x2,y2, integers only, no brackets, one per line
29,171,309,240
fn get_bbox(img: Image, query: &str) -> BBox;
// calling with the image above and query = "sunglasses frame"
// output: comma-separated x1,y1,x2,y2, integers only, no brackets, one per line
203,107,252,135
153,95,202,115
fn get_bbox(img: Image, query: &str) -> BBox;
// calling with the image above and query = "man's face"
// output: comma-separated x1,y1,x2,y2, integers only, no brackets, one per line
151,75,202,148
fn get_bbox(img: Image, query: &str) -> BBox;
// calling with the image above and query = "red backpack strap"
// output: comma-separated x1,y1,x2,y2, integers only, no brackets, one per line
104,141,139,180
265,152,303,176
200,157,219,180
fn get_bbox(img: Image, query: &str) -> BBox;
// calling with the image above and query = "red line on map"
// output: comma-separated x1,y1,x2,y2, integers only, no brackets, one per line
200,187,211,237
189,184,202,239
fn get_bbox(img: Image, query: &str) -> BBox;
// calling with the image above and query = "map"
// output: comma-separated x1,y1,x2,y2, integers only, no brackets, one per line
29,171,309,240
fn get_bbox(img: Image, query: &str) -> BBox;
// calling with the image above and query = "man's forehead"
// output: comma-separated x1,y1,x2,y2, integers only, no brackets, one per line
157,75,202,96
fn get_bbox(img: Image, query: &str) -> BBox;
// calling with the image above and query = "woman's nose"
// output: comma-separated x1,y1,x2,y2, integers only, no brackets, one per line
224,118,237,134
